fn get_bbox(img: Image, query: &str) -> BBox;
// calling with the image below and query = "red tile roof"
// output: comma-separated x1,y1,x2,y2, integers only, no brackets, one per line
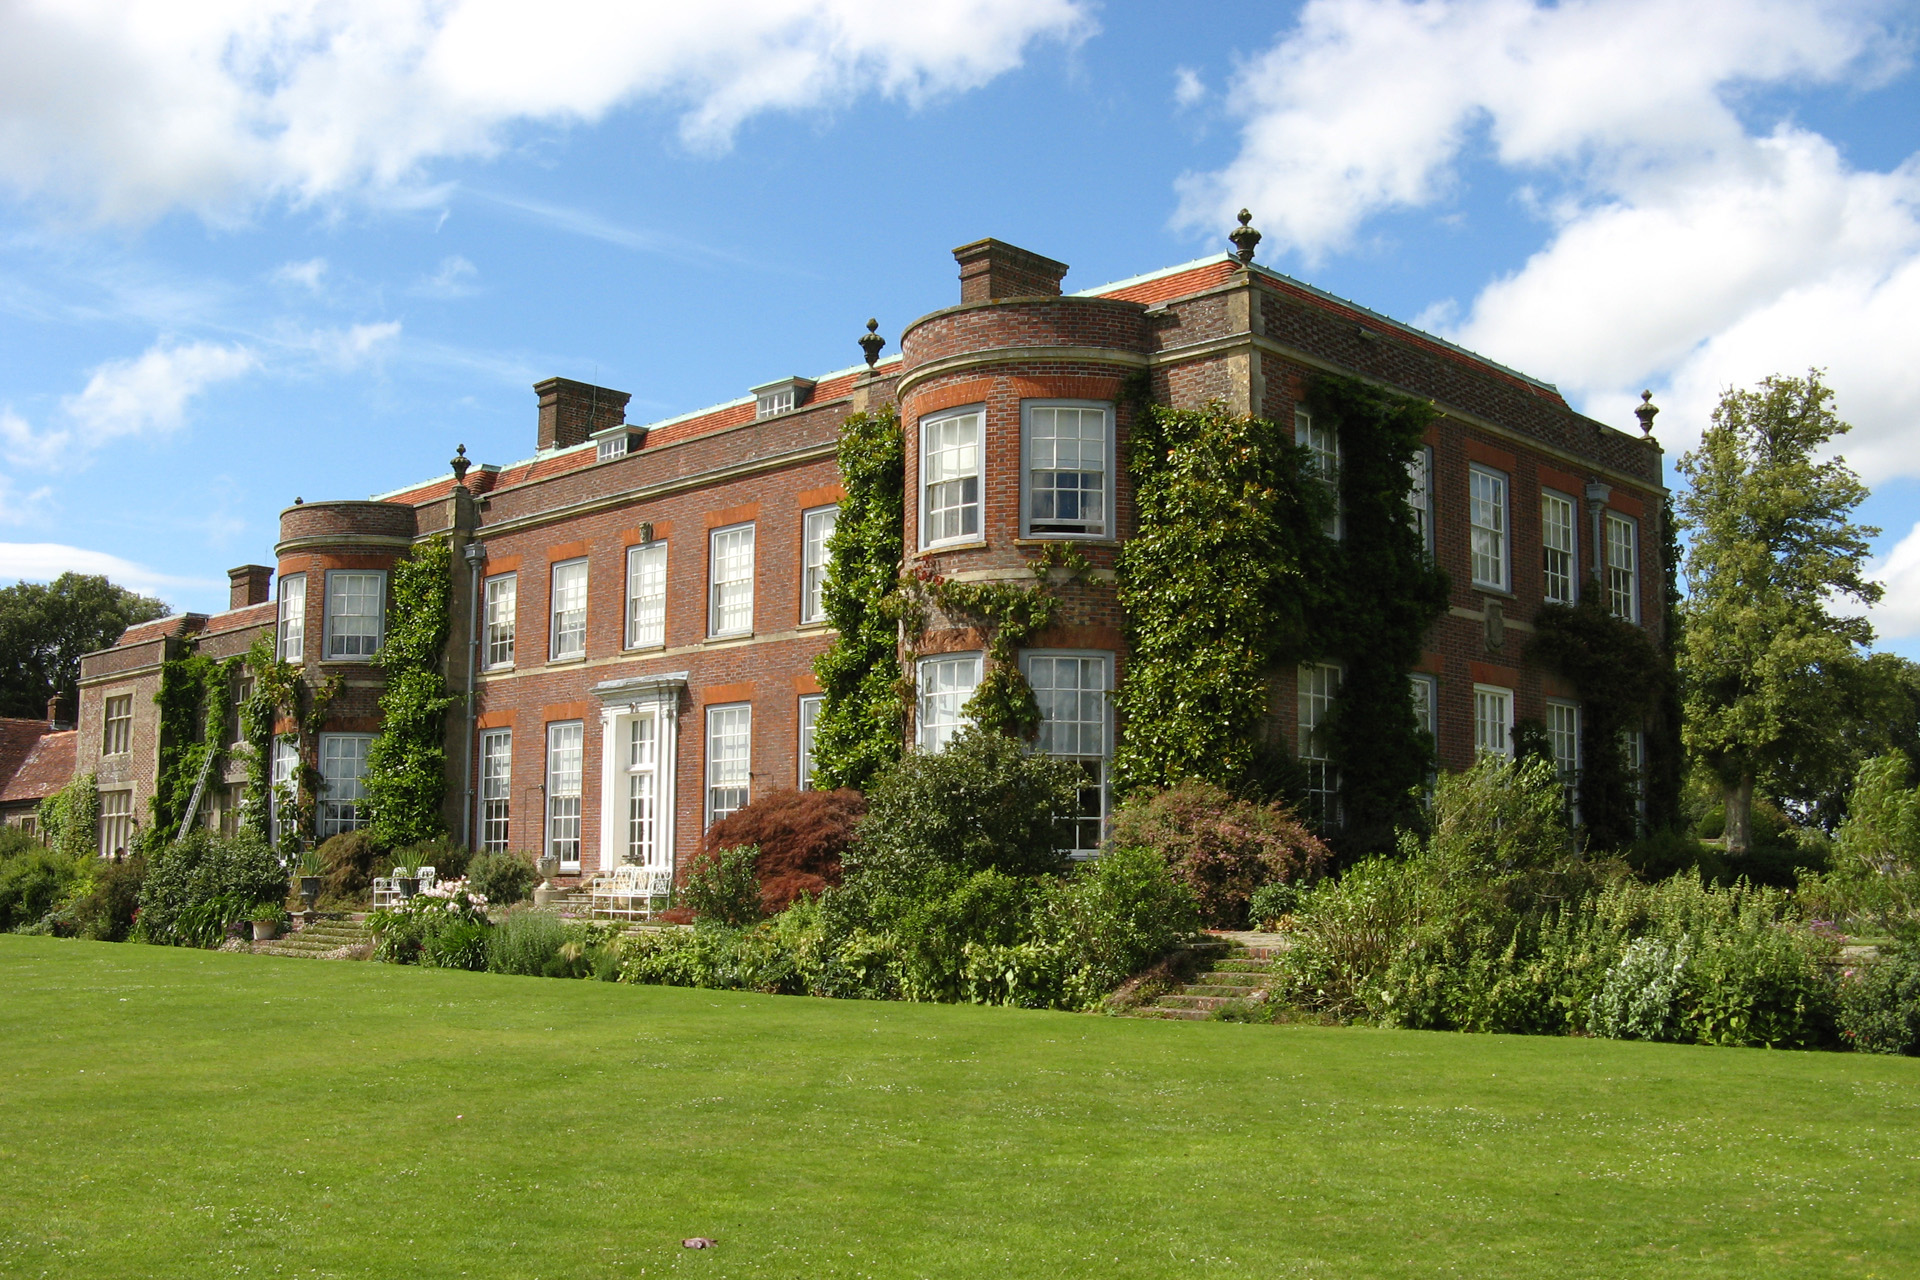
0,723,73,806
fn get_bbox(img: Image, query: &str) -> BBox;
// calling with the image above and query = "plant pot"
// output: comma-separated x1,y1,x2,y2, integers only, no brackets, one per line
299,876,322,908
397,877,420,899
537,855,560,880
251,920,281,941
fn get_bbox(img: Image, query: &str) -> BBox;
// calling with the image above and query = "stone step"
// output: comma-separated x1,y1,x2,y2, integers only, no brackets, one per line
1211,958,1276,973
1154,993,1241,1011
1183,983,1268,999
1192,967,1269,983
1130,1006,1213,1021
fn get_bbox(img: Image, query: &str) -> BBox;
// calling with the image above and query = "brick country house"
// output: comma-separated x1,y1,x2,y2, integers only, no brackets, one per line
67,221,1669,876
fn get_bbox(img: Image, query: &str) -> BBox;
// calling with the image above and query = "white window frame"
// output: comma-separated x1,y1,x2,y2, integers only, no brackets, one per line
1021,401,1113,539
920,406,983,549
1296,409,1342,539
1606,512,1640,622
1546,699,1581,823
97,789,133,858
550,558,588,661
1541,489,1577,606
480,728,512,852
484,572,517,669
624,713,662,867
270,739,297,847
798,694,823,790
801,507,837,624
546,720,584,870
1407,445,1433,552
756,387,796,419
916,653,982,752
1469,465,1510,591
102,694,132,757
1298,662,1344,827
1623,728,1648,826
707,524,755,637
1023,651,1112,858
1473,685,1514,758
1409,672,1438,743
277,572,306,662
625,541,668,649
705,704,752,828
317,732,374,837
231,671,253,746
324,570,386,661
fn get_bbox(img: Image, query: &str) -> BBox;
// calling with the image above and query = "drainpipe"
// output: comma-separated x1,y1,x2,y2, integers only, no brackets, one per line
461,539,488,848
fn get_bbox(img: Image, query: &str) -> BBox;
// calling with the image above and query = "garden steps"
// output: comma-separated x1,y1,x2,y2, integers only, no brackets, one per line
1127,939,1287,1021
251,915,373,960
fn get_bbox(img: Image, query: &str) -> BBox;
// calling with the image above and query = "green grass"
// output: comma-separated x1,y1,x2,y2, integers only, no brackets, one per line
1,937,1916,1279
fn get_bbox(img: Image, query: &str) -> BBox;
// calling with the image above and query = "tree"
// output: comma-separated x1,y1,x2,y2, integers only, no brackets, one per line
1677,371,1880,854
0,574,170,719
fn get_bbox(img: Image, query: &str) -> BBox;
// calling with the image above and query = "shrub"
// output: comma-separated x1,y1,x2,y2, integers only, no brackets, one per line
487,906,569,976
1247,879,1303,929
367,882,489,964
54,854,146,941
1801,752,1920,940
1838,947,1920,1054
316,830,389,902
397,833,470,881
0,847,85,932
681,844,765,926
422,919,490,971
1105,780,1329,928
703,787,865,913
1591,936,1692,1041
467,850,538,906
0,825,41,860
136,831,287,945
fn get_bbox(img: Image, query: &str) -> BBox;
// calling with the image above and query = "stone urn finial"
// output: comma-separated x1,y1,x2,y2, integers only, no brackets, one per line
1230,209,1262,267
859,318,886,368
450,442,471,486
1634,390,1659,439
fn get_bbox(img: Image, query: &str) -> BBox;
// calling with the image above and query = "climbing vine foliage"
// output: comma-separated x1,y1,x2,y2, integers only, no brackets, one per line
364,538,455,847
812,407,906,791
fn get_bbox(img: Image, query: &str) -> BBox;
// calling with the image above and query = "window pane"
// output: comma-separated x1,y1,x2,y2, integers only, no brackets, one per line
480,729,511,852
709,526,755,636
923,411,981,544
626,715,658,866
1297,409,1342,539
1026,655,1111,855
546,721,583,867
1406,448,1431,548
1027,406,1107,535
318,733,373,836
326,572,385,659
1546,701,1581,821
551,560,588,659
1470,468,1507,589
798,695,823,790
1473,687,1513,757
277,573,306,662
485,574,516,667
1409,674,1436,739
626,542,667,647
1298,662,1343,826
706,705,751,825
917,655,981,752
1607,513,1639,620
103,695,132,756
801,508,836,623
97,790,133,858
270,740,298,847
1542,492,1576,604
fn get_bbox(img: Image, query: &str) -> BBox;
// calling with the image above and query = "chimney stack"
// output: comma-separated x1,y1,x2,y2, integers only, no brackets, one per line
535,378,632,452
228,564,273,610
46,693,68,731
952,239,1069,305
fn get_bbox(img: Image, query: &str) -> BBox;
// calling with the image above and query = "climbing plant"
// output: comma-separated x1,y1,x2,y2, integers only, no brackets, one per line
364,538,455,847
813,406,906,791
37,771,99,860
1111,399,1330,799
1301,374,1452,855
150,647,245,838
245,635,340,857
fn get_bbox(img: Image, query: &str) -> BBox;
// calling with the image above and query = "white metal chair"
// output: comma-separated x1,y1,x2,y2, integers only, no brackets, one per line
416,866,437,893
371,877,394,909
641,867,675,921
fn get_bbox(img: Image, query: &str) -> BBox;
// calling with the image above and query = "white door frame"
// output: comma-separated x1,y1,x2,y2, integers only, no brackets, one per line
592,672,686,878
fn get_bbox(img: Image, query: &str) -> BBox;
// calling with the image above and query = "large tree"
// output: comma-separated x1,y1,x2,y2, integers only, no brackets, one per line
1677,371,1880,854
0,574,170,720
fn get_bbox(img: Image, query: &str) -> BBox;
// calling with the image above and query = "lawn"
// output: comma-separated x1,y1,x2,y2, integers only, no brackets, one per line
0,937,1914,1279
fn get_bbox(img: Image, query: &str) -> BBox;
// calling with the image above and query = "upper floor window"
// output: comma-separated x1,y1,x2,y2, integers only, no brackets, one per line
1296,409,1342,539
917,653,981,752
325,570,385,659
318,733,374,837
1407,446,1433,552
801,507,837,624
1023,402,1111,538
231,671,253,745
102,694,132,757
626,541,667,648
1606,512,1640,621
277,572,306,662
921,407,982,547
484,573,516,669
756,387,794,418
708,524,755,637
1541,490,1577,605
550,559,588,660
1469,465,1509,591
1409,673,1437,743
1473,684,1513,758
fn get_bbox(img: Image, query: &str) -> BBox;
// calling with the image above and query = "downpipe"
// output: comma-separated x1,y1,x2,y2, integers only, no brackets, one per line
461,539,488,848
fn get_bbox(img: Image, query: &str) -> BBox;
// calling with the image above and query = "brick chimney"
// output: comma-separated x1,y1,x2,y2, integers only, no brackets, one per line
953,239,1069,304
46,693,68,730
228,564,272,609
535,378,632,452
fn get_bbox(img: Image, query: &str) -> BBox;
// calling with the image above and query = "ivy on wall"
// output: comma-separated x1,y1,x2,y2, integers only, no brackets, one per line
246,636,340,856
364,538,455,847
37,771,99,860
813,406,907,791
150,648,243,838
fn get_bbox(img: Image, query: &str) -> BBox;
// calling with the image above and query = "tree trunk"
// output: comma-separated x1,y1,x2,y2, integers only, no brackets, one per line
1722,773,1754,855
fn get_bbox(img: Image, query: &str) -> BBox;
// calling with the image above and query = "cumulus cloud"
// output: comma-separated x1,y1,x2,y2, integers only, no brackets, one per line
0,541,216,598
1,339,255,467
0,0,1092,222
1866,522,1920,641
1172,66,1206,109
1178,0,1920,479
272,258,329,292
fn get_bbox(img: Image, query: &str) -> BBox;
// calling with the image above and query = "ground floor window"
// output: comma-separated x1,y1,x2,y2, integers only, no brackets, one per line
1473,685,1514,758
1025,652,1110,857
1622,729,1648,830
1546,700,1581,822
270,739,298,847
1298,662,1344,828
706,704,751,827
318,734,374,838
547,721,584,870
480,729,511,852
97,789,133,858
626,714,661,867
917,654,980,752
798,695,822,790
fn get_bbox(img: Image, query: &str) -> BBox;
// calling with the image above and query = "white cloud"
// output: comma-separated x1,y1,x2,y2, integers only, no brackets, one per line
1172,66,1205,109
1178,0,1920,480
1863,522,1920,641
1,339,255,467
0,0,1092,222
298,321,403,370
272,258,329,292
0,541,216,598
412,254,477,298
0,455,54,525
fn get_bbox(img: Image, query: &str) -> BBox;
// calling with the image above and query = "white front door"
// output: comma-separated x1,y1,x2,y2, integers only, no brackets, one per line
598,701,678,876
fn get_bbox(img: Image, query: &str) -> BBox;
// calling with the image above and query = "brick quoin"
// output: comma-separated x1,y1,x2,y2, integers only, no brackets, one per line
71,224,1668,882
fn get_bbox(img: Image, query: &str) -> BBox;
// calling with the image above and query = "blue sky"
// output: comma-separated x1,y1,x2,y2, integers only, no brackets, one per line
2,0,1917,654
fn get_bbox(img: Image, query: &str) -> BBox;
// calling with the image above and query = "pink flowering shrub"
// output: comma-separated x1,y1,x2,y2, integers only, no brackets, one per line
1105,781,1329,928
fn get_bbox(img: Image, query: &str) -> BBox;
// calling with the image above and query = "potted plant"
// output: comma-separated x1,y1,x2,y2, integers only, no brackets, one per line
395,860,422,900
296,848,325,910
250,900,289,941
537,853,560,881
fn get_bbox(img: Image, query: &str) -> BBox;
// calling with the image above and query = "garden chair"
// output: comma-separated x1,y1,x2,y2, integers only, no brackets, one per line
371,877,393,909
587,873,618,920
416,866,437,893
639,867,675,921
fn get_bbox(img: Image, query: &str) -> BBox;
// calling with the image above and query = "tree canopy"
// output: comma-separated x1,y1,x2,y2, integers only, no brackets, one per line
0,574,171,720
1676,371,1880,853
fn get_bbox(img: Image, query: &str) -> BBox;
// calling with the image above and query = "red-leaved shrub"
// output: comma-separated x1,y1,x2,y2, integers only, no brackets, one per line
700,788,866,913
1104,780,1329,928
